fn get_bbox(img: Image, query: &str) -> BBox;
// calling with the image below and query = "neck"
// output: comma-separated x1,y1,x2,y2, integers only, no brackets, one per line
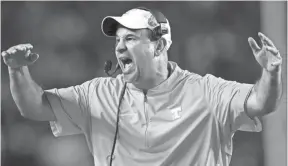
133,61,170,91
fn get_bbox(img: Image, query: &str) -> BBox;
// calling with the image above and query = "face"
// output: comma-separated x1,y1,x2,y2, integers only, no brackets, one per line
115,26,156,83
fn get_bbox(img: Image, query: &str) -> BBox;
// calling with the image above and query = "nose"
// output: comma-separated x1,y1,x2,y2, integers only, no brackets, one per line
116,40,127,54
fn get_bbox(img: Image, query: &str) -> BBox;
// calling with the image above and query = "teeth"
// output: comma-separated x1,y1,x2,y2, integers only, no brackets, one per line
124,63,132,70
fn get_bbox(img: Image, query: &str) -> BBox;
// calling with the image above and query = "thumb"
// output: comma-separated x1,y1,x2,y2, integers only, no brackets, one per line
28,53,39,63
248,37,261,54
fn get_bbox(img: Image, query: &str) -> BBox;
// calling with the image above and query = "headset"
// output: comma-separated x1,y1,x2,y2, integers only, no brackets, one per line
103,7,168,166
136,7,169,39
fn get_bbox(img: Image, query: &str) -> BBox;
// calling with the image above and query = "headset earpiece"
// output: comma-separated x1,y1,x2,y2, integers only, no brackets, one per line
136,7,168,37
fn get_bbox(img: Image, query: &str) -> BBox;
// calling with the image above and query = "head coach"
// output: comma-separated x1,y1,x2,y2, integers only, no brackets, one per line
2,7,283,166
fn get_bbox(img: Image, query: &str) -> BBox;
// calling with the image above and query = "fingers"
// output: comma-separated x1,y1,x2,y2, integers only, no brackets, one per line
1,51,9,64
17,43,33,52
24,49,31,59
25,43,33,50
1,51,8,57
2,43,37,68
248,37,261,54
271,54,282,66
5,43,33,55
7,48,17,54
2,43,35,62
258,32,275,47
15,43,33,51
272,60,282,66
264,45,282,66
265,46,279,55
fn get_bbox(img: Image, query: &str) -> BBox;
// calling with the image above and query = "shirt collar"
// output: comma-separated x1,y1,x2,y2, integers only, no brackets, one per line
122,61,182,94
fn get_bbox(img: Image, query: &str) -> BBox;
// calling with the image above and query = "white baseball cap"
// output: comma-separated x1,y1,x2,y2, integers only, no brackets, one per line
101,8,172,50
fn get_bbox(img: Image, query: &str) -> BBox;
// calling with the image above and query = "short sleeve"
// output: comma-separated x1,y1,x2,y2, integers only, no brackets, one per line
44,78,99,137
203,74,262,134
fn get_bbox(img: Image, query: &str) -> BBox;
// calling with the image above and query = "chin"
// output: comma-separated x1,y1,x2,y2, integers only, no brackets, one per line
123,73,138,83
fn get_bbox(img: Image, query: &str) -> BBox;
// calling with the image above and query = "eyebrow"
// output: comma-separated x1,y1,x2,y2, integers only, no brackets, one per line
116,33,139,39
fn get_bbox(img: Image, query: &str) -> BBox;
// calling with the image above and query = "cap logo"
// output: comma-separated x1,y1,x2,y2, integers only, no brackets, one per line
148,15,158,28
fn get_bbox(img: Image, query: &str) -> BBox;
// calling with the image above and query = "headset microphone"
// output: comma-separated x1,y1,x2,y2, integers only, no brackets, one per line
104,60,120,76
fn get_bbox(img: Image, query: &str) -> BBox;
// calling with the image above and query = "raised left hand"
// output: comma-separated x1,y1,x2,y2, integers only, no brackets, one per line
248,32,282,73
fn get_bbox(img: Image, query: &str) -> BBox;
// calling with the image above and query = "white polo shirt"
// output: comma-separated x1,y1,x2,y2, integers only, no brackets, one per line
45,61,261,166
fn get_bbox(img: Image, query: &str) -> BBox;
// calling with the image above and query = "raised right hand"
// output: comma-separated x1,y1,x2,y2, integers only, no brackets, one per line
1,43,39,69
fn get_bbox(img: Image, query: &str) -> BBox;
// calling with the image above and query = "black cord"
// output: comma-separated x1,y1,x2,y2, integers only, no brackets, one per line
109,82,127,166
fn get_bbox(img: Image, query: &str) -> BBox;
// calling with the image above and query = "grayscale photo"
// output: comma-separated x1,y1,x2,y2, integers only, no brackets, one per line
1,1,287,166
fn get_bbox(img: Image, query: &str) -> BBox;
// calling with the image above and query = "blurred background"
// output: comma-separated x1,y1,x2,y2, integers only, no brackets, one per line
1,1,287,166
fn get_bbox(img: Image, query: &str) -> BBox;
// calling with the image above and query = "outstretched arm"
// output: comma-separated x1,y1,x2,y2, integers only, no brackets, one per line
2,44,56,121
246,32,282,117
3,43,99,137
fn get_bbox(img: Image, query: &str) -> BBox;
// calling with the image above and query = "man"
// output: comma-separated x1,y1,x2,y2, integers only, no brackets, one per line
2,7,282,166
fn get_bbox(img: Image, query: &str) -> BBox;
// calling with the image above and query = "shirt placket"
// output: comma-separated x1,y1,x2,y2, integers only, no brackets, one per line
143,92,151,148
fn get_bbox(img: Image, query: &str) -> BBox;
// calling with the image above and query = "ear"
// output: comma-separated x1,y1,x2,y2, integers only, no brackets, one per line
154,38,167,57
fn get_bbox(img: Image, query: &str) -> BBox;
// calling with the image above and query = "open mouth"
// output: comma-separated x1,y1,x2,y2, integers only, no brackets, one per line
119,57,134,73
122,58,132,66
